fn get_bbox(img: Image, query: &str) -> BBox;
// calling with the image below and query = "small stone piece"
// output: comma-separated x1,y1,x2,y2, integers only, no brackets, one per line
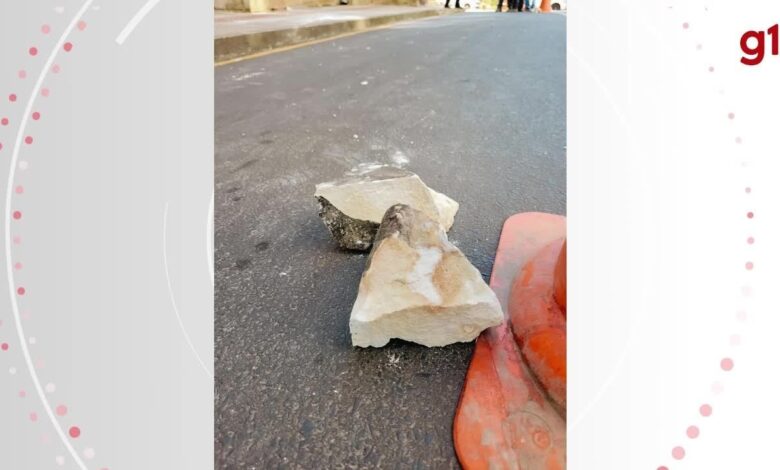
315,165,458,250
350,204,503,348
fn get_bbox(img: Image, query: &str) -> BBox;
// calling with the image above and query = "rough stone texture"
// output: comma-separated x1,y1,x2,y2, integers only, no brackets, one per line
350,204,503,347
316,196,379,251
215,13,565,468
315,165,459,251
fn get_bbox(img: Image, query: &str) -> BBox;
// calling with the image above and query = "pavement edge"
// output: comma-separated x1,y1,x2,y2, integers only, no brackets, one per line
215,9,461,65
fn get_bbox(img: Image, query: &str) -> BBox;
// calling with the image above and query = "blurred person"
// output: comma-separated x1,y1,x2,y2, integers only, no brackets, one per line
496,0,518,12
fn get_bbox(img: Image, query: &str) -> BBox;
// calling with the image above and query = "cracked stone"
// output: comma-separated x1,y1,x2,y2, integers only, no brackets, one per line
350,204,503,348
315,165,458,251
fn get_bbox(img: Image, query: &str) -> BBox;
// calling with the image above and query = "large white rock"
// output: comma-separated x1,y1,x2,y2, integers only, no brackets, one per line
350,204,503,348
315,165,458,251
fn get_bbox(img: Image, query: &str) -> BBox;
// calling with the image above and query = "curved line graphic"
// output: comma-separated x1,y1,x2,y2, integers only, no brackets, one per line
4,2,96,469
163,202,213,379
115,0,162,45
566,46,635,432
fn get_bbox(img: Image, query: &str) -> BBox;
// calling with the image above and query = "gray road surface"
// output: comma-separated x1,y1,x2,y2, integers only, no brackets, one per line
215,12,566,469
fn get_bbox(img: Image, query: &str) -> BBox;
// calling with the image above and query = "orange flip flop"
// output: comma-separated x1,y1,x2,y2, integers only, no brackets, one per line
453,213,566,470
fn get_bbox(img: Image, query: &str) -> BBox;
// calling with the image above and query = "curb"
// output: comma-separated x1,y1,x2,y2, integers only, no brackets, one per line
215,9,459,64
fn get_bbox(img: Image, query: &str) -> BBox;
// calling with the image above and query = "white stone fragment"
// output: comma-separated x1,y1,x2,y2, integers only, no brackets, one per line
350,204,503,348
315,165,459,251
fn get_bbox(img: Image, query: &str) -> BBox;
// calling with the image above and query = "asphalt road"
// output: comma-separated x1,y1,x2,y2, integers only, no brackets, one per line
215,12,566,469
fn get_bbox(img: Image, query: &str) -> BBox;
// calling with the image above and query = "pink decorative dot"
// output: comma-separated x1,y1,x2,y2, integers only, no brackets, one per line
69,426,81,438
32,112,40,121
41,88,50,97
1,343,8,351
747,212,754,219
0,142,3,151
745,187,751,194
15,185,24,194
682,22,689,29
658,467,669,470
52,64,61,74
736,137,743,144
686,425,700,439
13,236,21,245
728,112,735,120
14,262,23,270
78,21,87,31
708,66,714,72
747,237,755,244
9,94,17,102
700,404,713,417
55,405,68,416
1,118,9,126
41,24,51,34
18,70,27,79
30,412,38,422
17,287,26,295
19,390,26,398
24,136,33,145
13,211,22,220
64,42,73,52
746,261,754,270
29,47,38,56
672,446,685,460
721,357,734,371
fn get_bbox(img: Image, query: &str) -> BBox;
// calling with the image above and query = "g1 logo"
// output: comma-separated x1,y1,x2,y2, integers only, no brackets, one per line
741,24,778,66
